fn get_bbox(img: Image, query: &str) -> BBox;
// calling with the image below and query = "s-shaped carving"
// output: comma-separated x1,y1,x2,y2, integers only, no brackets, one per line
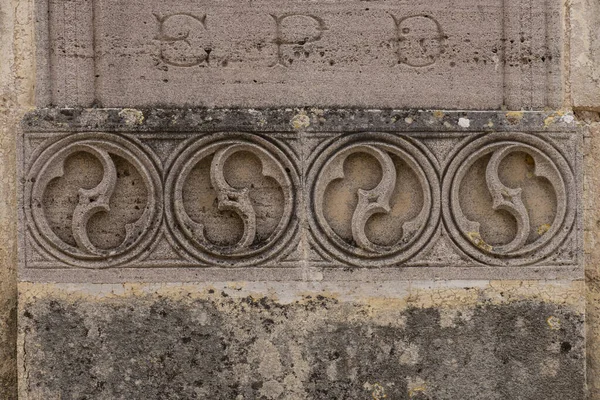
166,134,298,265
446,136,573,266
154,13,209,67
317,145,399,253
26,134,163,268
310,136,439,266
329,147,397,252
34,144,152,257
181,143,290,253
70,146,118,254
484,145,530,253
210,145,259,250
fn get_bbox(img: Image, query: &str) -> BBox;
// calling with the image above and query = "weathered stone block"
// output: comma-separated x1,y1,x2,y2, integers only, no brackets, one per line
36,0,563,109
570,0,600,110
19,109,582,282
18,281,585,400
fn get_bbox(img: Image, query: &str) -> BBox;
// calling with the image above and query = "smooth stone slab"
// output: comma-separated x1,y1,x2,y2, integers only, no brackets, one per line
36,0,562,109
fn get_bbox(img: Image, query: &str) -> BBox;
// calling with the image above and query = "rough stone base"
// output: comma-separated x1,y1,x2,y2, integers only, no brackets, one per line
19,281,584,400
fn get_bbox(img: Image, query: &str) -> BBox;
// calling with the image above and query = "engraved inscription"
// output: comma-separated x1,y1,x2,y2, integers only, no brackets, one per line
154,13,210,67
442,133,576,266
308,133,440,266
165,134,299,265
43,0,566,109
270,14,328,67
150,11,451,69
25,133,163,268
391,14,446,67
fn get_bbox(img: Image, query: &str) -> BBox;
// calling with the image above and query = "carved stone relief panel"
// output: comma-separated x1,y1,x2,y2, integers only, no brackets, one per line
18,110,582,282
36,0,562,109
442,133,576,266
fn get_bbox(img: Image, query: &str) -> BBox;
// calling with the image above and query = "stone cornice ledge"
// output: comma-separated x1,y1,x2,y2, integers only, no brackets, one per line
22,108,578,133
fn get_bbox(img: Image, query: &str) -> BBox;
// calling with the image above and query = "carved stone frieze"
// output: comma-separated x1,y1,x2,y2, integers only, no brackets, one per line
18,109,582,282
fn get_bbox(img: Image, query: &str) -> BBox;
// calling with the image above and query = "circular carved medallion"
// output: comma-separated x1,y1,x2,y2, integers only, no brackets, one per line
25,133,163,268
442,132,576,266
165,133,299,266
308,133,440,266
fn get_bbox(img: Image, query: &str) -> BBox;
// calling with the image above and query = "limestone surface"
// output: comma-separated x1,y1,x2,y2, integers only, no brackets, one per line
18,281,585,400
37,0,562,109
0,0,35,398
571,0,600,110
18,110,582,282
2,0,595,397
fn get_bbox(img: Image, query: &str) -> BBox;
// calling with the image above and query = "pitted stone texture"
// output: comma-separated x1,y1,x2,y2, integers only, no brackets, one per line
23,109,579,134
36,0,562,109
19,283,585,400
581,114,600,398
18,112,582,281
570,0,600,110
0,0,36,397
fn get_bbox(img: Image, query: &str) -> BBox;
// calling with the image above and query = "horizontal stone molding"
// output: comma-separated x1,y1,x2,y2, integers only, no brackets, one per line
35,0,563,109
18,109,582,282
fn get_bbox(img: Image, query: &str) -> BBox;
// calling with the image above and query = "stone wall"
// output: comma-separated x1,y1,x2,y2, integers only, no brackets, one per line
572,0,600,396
18,281,585,399
0,0,34,398
1,0,600,399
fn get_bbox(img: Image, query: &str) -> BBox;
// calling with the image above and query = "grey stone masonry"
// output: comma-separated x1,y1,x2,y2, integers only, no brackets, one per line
19,284,585,400
19,109,582,283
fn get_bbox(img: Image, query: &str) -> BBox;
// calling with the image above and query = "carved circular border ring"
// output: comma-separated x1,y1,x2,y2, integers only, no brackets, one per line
442,132,576,266
25,133,164,268
164,133,300,266
307,133,441,267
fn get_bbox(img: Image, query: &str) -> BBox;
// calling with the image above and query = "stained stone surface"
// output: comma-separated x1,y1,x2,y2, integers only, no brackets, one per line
3,1,594,400
570,0,600,109
0,0,36,397
19,109,582,282
36,0,562,109
18,110,586,398
19,282,585,400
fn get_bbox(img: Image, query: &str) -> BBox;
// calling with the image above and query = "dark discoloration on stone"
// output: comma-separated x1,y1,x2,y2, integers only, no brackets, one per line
21,295,584,400
22,108,577,133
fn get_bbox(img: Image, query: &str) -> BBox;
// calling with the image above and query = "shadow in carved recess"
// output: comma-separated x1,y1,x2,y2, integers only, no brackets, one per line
181,151,285,248
43,152,149,251
323,152,424,248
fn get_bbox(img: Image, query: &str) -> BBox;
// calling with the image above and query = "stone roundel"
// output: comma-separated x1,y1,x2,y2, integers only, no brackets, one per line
442,132,576,266
307,133,440,266
164,133,299,266
25,133,163,268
